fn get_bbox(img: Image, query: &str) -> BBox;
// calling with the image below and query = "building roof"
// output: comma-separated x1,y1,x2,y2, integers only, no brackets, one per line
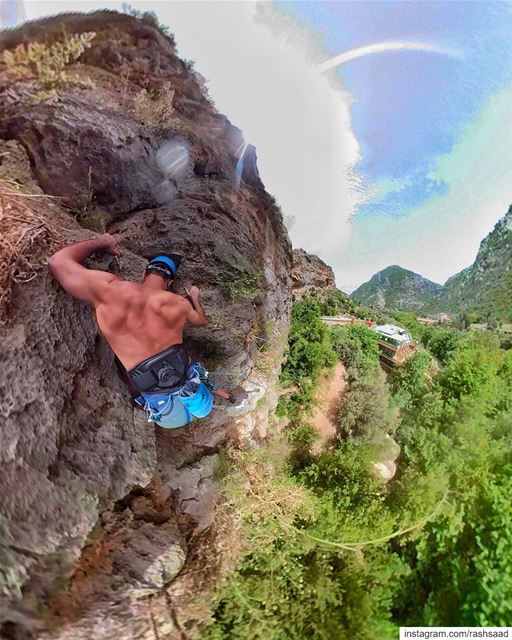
373,324,412,344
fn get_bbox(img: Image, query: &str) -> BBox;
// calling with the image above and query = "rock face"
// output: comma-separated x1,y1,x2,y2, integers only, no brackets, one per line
425,205,512,321
0,11,292,637
291,249,336,300
351,265,442,312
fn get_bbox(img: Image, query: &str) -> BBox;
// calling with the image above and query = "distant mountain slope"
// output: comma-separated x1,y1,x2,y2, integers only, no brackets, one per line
426,205,512,321
351,265,442,311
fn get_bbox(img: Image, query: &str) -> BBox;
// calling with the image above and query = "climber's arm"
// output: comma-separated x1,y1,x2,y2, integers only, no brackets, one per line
185,286,208,326
48,234,119,304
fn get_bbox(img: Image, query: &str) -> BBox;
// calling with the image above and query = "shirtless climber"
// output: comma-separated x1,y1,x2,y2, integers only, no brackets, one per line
48,233,233,429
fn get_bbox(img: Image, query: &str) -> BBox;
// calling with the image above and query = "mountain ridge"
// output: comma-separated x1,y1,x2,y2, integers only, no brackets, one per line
424,205,512,321
351,265,442,311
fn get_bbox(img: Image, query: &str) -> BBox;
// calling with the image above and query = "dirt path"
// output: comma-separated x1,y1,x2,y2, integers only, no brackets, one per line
311,362,346,452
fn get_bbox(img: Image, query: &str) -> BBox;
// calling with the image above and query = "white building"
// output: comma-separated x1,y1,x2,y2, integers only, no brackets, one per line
373,324,412,347
373,324,415,368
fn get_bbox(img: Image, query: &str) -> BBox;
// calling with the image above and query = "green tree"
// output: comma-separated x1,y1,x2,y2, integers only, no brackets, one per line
337,363,398,442
420,325,462,363
437,331,502,403
281,300,337,386
388,350,431,408
331,324,380,370
391,311,424,339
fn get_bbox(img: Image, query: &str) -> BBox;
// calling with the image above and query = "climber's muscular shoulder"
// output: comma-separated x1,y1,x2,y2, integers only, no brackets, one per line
96,280,191,324
153,290,192,325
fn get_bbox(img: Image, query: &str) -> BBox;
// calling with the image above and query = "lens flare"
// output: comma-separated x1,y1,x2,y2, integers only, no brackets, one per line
156,140,190,179
235,142,249,188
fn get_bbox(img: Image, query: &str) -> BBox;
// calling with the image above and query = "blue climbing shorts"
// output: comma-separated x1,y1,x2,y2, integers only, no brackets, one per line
139,363,215,429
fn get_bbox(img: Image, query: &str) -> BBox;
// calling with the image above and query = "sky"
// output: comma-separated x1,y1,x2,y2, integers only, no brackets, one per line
14,0,512,291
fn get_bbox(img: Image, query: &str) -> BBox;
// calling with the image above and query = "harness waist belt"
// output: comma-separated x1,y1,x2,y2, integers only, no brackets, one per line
128,344,189,393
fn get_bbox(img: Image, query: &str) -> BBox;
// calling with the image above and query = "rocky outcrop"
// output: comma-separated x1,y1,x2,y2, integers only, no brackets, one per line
371,435,400,483
291,248,336,300
0,11,292,637
425,205,512,322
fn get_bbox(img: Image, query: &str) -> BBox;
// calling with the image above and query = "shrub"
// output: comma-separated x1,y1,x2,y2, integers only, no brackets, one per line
201,307,512,635
69,166,105,233
124,7,175,43
277,381,317,426
331,324,380,371
437,331,502,403
216,270,262,304
390,311,425,339
286,423,319,470
287,423,319,448
0,179,64,320
131,82,178,129
420,325,462,363
388,350,431,408
74,207,104,233
316,288,356,316
2,32,96,102
203,441,403,640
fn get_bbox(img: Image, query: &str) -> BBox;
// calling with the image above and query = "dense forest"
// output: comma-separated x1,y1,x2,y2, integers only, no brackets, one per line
200,294,512,638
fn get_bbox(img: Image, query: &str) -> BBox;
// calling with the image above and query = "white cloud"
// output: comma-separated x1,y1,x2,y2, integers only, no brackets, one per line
25,0,363,264
25,1,501,294
336,85,512,291
135,1,363,260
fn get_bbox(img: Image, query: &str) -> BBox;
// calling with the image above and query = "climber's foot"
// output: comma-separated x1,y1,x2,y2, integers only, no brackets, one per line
213,387,232,400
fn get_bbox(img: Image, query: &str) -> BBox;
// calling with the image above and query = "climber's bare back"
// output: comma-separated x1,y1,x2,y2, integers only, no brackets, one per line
48,235,208,372
94,279,191,370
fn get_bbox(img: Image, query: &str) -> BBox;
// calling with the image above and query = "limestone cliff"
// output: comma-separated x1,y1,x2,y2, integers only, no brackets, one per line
0,11,292,638
291,248,336,300
425,205,512,321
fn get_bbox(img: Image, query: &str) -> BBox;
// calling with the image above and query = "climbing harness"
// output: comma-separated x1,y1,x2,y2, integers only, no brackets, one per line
128,343,243,429
133,362,217,429
128,343,189,393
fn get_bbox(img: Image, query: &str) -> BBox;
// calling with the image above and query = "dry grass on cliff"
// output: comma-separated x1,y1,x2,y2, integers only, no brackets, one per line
0,179,64,320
